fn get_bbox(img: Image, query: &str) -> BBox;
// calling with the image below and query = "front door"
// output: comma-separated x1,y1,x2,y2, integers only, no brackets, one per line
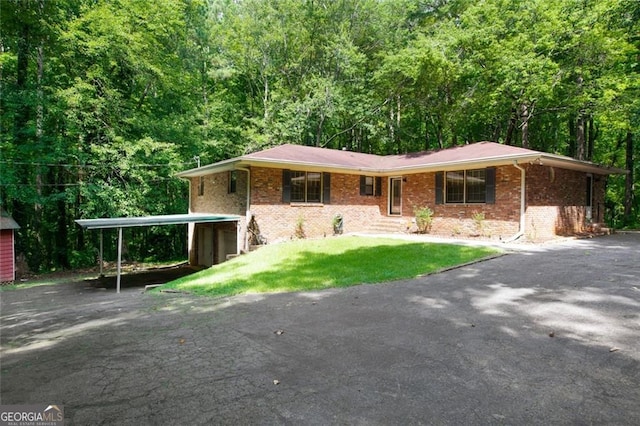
390,177,402,215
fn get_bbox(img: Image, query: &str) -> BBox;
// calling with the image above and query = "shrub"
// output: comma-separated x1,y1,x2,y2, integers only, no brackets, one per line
414,206,434,234
472,211,486,236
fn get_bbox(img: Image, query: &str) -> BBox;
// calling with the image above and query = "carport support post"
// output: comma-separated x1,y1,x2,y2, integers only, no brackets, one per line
116,227,123,294
99,230,103,276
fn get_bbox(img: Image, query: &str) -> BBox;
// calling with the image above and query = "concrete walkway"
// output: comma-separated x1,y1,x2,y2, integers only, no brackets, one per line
1,233,639,425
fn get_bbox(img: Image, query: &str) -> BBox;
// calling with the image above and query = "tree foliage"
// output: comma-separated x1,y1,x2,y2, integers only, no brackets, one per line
1,0,638,272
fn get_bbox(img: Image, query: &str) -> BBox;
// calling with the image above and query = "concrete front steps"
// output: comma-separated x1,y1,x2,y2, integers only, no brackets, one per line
363,216,412,234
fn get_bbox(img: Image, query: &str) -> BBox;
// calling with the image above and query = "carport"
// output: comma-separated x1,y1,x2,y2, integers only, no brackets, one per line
75,214,241,293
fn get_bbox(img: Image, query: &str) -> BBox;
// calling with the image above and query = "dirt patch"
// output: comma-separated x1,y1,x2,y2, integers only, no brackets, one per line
85,264,203,289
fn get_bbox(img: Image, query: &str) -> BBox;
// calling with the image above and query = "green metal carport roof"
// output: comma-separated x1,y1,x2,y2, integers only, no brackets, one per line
75,214,242,293
76,213,241,230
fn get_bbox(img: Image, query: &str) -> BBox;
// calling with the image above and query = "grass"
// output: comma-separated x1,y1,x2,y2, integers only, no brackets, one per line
157,236,501,297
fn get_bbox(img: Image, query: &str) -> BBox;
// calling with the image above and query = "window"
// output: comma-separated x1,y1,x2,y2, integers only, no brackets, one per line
446,171,465,203
436,168,495,204
198,176,205,196
363,176,374,196
228,170,237,194
283,170,329,203
360,175,382,196
465,169,487,203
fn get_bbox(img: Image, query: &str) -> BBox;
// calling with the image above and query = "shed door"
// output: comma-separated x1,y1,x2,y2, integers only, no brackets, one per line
197,226,214,267
0,230,15,282
217,228,238,264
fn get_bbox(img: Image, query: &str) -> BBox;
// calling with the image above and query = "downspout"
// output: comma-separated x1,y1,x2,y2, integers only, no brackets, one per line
186,176,194,266
505,161,526,242
236,167,251,252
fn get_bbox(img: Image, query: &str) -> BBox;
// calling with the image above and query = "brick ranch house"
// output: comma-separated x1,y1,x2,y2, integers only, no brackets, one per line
177,142,625,266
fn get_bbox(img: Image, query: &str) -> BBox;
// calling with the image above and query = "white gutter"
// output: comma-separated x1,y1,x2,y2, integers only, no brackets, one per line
235,167,251,253
505,161,526,242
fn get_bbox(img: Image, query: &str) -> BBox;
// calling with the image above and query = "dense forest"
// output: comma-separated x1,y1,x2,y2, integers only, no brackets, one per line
1,0,638,273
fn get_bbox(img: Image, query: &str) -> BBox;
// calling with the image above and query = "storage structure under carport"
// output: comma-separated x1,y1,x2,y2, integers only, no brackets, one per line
75,213,241,293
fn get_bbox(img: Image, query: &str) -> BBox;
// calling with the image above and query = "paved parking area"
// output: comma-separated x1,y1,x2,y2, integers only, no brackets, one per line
1,233,639,425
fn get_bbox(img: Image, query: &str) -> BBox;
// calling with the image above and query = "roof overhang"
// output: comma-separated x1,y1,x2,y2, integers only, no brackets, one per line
75,213,242,230
175,158,239,178
175,144,627,178
389,153,627,175
0,217,20,230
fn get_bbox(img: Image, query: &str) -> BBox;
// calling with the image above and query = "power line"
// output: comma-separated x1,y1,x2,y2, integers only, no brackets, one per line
0,177,184,187
0,160,197,168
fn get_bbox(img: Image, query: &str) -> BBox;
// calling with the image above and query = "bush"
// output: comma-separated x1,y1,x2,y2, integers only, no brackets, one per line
69,250,97,269
414,206,434,234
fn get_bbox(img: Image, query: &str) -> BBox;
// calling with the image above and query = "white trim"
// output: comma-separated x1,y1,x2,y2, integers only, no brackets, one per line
389,177,403,216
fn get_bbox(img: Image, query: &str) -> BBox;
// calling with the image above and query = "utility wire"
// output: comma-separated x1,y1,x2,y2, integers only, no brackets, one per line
0,160,196,168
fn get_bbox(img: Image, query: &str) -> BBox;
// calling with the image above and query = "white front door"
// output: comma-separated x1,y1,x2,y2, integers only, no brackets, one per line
390,177,402,215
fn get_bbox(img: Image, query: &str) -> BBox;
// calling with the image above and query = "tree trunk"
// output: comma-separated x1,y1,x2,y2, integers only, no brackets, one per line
505,107,517,146
430,115,443,149
624,131,634,224
520,103,529,149
575,75,586,160
15,19,30,141
587,117,597,161
396,94,401,150
576,110,586,160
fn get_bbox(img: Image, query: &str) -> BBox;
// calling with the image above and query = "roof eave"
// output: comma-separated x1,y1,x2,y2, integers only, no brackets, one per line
175,158,239,178
239,158,383,174
176,150,626,178
383,153,543,174
536,154,628,175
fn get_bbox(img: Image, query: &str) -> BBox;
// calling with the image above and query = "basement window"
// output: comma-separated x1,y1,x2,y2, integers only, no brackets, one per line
228,170,237,194
198,176,205,196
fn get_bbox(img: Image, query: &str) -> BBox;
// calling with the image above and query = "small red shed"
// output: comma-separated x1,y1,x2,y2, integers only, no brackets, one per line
0,209,20,282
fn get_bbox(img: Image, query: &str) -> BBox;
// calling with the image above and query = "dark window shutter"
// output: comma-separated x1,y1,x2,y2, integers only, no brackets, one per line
282,169,291,203
435,172,444,204
359,175,366,196
323,172,331,204
375,177,382,196
485,167,496,204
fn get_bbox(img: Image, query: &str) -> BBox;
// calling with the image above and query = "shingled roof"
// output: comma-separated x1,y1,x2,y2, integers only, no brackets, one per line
177,142,626,177
0,209,20,230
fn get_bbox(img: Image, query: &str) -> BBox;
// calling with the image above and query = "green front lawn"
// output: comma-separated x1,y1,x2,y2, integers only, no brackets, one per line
157,236,501,297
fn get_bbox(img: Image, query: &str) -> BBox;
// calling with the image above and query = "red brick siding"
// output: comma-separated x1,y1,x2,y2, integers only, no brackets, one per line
249,167,383,243
190,171,248,215
248,166,524,242
524,164,602,240
403,167,521,239
188,164,603,246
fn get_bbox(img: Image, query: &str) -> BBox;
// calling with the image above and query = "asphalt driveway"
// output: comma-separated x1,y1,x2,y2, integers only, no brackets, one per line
1,233,639,425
